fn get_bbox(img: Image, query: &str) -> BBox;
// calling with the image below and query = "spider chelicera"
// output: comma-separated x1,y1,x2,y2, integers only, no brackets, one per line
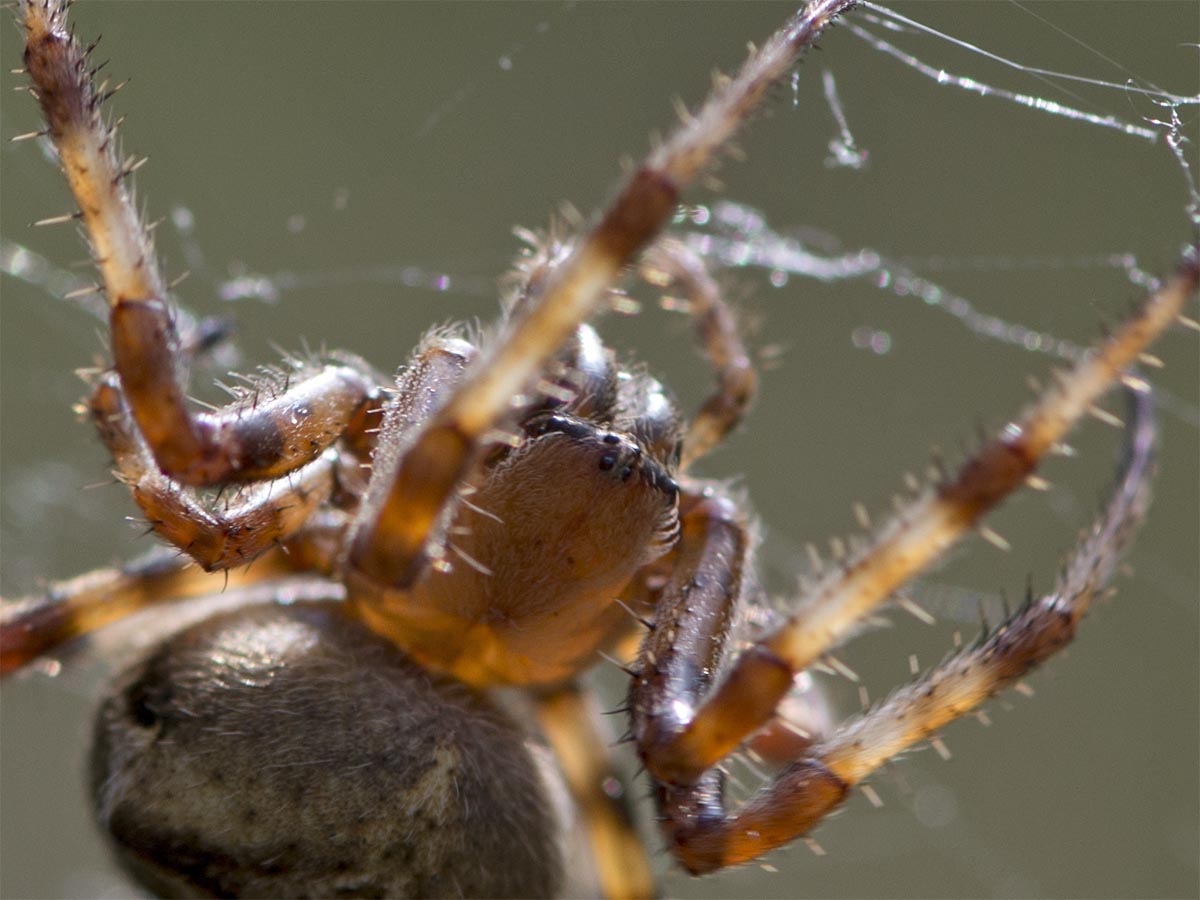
2,1,1200,900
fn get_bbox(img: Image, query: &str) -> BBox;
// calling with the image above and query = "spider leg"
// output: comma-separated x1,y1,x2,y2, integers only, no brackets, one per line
630,485,777,779
536,685,657,900
755,263,1195,683
0,545,302,676
87,375,339,571
0,500,352,677
640,240,757,470
505,236,622,423
111,302,378,486
815,382,1157,786
347,333,476,589
21,3,381,487
657,380,1158,874
347,0,857,590
637,262,1197,786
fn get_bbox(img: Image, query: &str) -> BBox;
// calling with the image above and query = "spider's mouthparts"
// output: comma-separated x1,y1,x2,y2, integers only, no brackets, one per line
523,412,679,498
523,411,598,442
640,457,680,501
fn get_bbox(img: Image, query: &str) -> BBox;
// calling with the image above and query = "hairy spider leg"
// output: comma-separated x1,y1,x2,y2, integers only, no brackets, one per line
85,374,338,571
0,480,357,676
536,686,657,900
1,375,362,673
345,334,474,614
21,2,382,488
0,546,301,676
654,379,1158,873
640,241,758,470
602,239,760,671
633,262,1197,789
347,0,859,592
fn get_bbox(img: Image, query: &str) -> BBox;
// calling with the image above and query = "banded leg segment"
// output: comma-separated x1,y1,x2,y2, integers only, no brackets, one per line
21,3,379,487
89,376,338,571
631,486,798,785
348,335,477,590
640,260,1198,786
663,380,1159,874
822,380,1157,786
760,261,1196,677
0,546,301,676
641,241,757,470
22,1,164,327
112,298,378,486
347,0,858,590
536,686,657,900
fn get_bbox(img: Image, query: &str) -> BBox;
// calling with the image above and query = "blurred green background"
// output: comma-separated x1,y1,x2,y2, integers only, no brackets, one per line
2,3,1196,898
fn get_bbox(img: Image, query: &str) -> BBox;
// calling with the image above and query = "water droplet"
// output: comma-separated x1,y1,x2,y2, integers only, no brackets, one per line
851,327,891,355
171,206,194,232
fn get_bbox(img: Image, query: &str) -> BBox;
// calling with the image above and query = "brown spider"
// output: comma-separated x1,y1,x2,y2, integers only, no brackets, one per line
2,1,1200,900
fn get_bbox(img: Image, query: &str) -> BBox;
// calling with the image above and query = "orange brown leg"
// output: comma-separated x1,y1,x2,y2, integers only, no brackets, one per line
89,375,340,571
348,333,477,587
111,308,379,487
655,380,1158,874
0,500,354,677
640,240,757,470
345,0,859,592
635,263,1196,788
22,4,382,489
630,485,775,785
0,545,308,676
536,686,658,900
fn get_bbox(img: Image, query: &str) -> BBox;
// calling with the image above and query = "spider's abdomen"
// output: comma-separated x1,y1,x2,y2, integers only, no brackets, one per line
91,603,571,899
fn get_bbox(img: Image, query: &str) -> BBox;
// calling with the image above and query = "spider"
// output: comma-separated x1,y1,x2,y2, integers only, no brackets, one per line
2,1,1200,900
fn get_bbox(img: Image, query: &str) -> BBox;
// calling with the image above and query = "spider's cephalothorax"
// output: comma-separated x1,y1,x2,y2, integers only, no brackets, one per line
346,313,684,689
3,1,1196,898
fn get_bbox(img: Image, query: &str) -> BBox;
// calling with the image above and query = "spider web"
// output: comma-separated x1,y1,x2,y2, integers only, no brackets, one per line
0,4,1196,900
